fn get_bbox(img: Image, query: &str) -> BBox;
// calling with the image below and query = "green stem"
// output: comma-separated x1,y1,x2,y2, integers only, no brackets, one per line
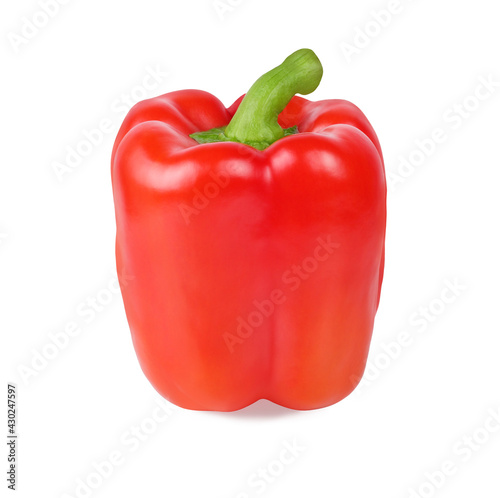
224,48,323,149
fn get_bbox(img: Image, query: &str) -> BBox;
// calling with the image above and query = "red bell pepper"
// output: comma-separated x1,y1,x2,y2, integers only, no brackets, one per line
111,49,386,411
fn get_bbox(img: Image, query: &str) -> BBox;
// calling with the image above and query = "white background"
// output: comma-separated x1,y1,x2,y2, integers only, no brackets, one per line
2,0,500,496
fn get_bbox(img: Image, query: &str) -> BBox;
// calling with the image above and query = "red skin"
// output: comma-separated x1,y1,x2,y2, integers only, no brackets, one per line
111,90,386,411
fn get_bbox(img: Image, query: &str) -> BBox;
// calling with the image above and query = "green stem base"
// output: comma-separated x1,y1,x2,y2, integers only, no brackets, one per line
190,125,299,150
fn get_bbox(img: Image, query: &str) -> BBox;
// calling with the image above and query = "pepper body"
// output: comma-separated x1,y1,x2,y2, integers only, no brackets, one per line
112,89,386,411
